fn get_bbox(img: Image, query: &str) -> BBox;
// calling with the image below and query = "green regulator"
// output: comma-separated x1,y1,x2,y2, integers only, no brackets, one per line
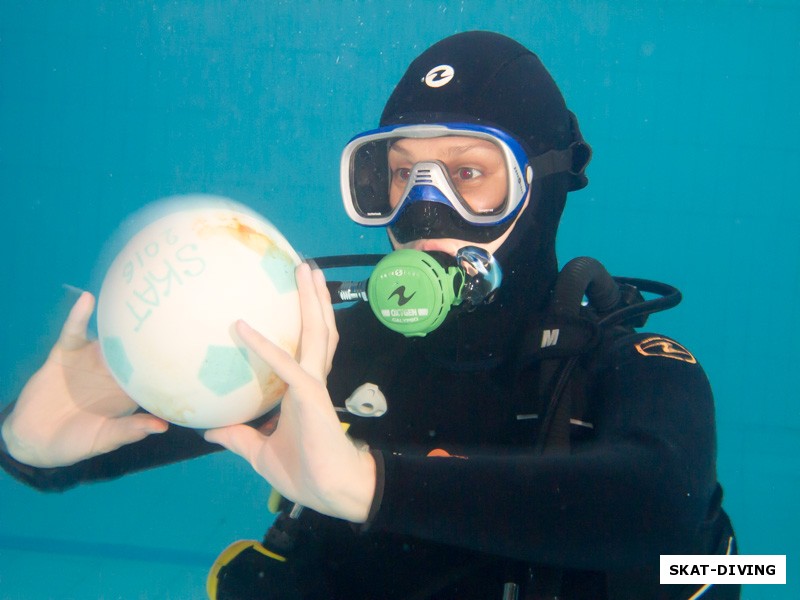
325,246,503,337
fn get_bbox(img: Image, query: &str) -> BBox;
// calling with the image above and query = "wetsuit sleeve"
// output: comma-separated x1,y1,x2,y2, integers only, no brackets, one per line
366,333,720,570
0,402,222,492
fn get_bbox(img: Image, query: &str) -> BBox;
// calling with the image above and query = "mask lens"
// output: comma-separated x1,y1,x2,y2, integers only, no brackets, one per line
444,140,509,217
349,138,396,219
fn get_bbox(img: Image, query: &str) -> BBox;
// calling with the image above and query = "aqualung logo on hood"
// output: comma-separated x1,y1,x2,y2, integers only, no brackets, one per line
424,65,454,88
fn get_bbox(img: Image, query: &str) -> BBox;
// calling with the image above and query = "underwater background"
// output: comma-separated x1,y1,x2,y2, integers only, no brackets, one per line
0,1,797,598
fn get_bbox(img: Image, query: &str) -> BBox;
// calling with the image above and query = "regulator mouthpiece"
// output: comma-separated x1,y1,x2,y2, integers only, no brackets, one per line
367,246,502,337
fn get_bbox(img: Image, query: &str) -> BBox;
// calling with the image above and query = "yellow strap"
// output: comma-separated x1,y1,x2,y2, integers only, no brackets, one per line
267,488,283,514
206,539,286,599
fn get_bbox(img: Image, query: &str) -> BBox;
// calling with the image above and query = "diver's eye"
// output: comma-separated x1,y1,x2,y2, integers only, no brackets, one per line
394,168,412,182
454,167,483,181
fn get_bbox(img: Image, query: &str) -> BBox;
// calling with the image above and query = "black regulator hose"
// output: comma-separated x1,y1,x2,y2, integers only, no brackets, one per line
315,252,682,333
311,254,386,304
551,257,621,318
598,277,682,327
311,254,386,270
550,256,682,329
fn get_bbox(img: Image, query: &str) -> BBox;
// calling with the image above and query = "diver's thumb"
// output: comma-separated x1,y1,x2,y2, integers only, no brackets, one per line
203,424,265,462
93,414,169,454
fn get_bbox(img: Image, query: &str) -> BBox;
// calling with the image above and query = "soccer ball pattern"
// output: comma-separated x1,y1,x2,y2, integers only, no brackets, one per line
97,196,302,428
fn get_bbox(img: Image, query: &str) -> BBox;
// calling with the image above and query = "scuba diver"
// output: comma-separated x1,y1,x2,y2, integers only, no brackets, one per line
0,31,738,599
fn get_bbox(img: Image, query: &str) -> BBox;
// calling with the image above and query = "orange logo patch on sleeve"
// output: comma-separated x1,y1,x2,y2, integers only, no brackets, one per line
634,336,697,364
427,449,468,459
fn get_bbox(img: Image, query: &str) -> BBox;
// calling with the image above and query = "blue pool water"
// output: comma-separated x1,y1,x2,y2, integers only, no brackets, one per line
1,2,797,598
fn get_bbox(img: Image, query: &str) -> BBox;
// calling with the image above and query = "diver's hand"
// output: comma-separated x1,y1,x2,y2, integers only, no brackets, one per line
1,292,168,468
204,264,376,523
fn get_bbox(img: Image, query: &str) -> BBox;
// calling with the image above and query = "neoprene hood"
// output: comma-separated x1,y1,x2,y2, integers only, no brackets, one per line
378,31,592,361
380,31,590,191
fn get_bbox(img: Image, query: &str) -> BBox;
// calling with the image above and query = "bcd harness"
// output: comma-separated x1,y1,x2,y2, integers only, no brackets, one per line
206,255,682,600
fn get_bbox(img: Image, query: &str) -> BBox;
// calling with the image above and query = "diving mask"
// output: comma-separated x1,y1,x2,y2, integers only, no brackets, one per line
341,123,533,228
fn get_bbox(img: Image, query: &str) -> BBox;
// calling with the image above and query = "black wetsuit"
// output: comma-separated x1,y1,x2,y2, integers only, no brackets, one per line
0,295,739,599
2,30,740,597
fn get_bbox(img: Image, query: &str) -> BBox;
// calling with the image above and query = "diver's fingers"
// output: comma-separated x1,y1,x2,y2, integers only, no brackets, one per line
235,320,309,391
89,414,168,459
58,291,95,351
310,267,339,375
235,319,336,428
295,264,330,379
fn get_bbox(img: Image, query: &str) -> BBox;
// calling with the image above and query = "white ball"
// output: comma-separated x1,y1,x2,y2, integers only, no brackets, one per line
97,196,302,428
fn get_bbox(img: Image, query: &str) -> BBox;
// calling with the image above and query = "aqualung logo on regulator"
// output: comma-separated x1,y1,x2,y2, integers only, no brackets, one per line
424,65,454,88
388,286,417,306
